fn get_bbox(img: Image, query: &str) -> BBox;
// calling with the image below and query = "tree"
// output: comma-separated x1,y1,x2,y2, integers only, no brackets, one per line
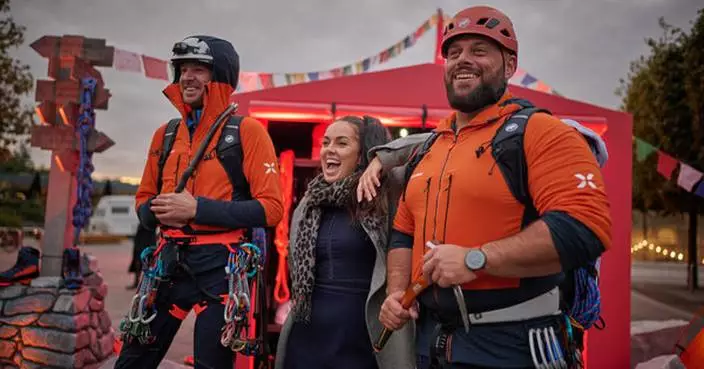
618,9,704,290
0,0,34,161
103,180,113,196
0,143,33,173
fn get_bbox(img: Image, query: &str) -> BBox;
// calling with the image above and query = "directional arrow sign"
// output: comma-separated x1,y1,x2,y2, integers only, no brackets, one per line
32,35,114,67
30,35,60,58
35,80,110,110
30,125,114,153
30,125,75,151
87,130,115,153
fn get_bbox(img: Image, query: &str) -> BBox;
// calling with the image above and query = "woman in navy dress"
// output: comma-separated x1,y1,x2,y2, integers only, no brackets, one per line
275,116,415,369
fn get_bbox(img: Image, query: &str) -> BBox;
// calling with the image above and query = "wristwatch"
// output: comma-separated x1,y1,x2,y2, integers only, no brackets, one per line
464,248,487,272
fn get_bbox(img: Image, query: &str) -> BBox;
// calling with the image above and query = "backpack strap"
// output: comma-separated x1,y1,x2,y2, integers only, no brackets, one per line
491,105,551,228
492,102,605,331
216,115,251,202
402,132,440,200
156,118,181,193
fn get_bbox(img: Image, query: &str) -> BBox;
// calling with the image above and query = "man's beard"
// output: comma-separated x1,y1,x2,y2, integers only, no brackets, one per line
445,74,508,114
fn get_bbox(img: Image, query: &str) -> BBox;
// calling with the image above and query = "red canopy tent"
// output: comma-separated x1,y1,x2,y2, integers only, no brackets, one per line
233,62,633,369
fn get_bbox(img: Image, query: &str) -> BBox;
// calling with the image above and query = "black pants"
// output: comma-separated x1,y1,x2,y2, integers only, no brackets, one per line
417,355,534,369
115,268,234,369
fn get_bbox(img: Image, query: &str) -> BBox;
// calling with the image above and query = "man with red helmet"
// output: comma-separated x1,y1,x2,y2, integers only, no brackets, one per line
369,5,612,369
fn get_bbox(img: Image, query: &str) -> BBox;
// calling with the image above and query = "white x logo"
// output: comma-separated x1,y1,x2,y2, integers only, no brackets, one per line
575,173,597,189
264,162,277,174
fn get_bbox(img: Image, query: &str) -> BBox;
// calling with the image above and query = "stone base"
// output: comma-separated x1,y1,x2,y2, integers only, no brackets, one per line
0,255,114,369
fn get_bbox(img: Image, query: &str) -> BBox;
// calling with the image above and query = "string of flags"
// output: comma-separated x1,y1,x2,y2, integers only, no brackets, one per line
634,136,704,197
108,11,559,95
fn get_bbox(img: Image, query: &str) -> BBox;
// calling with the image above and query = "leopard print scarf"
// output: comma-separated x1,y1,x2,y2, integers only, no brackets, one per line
290,172,386,323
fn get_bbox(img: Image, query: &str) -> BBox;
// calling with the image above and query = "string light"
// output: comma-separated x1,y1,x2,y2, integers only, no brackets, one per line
631,239,704,264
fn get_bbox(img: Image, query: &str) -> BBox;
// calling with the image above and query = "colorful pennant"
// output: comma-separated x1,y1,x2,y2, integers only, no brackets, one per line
105,10,561,97
634,137,704,198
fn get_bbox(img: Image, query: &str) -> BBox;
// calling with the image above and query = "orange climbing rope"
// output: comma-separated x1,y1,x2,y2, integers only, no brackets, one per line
274,150,294,304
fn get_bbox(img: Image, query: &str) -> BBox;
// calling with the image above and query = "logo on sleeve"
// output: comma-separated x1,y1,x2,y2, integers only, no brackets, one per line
264,162,277,174
575,173,597,189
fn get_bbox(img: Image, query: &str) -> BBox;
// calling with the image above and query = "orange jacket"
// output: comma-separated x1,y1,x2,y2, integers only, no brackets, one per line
393,93,612,290
135,77,283,235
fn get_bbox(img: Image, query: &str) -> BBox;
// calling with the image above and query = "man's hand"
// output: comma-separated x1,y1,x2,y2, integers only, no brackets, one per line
422,244,478,288
379,291,419,331
357,157,383,203
150,190,197,228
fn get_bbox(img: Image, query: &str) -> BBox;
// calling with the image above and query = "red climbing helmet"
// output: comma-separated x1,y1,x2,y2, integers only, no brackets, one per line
441,6,518,57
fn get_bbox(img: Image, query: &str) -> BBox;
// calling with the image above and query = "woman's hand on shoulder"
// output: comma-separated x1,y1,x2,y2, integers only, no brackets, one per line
357,157,383,203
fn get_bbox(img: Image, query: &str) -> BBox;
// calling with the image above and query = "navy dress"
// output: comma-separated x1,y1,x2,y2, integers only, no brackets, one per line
284,206,379,369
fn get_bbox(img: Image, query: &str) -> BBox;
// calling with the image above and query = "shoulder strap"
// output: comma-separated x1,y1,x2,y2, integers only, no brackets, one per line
156,118,181,193
491,104,551,226
402,132,440,200
216,115,252,202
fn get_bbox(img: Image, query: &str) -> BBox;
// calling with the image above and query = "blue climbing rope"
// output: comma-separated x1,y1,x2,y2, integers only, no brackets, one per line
568,258,602,329
72,77,97,246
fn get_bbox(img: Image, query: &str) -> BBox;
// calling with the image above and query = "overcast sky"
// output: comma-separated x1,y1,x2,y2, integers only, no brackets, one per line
10,0,703,180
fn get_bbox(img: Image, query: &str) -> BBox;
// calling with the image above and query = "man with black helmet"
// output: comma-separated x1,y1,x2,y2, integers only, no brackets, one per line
114,35,283,369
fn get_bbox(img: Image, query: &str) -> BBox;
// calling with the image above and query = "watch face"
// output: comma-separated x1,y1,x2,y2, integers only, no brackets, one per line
467,249,486,270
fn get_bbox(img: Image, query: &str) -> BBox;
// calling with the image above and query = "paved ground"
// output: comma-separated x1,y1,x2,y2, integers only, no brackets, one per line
2,244,704,368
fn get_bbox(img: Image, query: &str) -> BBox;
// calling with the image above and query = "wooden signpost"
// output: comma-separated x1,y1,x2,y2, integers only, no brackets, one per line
29,35,116,277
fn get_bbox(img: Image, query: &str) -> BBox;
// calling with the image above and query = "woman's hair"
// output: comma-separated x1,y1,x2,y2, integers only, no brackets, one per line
334,115,392,219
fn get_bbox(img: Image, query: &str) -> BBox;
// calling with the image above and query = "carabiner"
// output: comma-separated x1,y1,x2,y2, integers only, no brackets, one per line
128,294,142,323
542,328,557,369
224,293,239,323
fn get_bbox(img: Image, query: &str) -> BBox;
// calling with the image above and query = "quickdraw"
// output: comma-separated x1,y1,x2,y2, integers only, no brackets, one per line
119,246,163,345
220,242,263,355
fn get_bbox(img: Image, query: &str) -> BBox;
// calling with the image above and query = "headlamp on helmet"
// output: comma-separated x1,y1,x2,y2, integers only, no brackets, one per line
170,37,214,65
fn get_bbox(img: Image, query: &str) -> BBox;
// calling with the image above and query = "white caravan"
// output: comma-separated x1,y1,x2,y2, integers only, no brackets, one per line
87,195,139,237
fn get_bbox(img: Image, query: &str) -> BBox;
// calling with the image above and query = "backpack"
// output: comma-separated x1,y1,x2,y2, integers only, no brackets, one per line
156,116,251,202
403,98,604,331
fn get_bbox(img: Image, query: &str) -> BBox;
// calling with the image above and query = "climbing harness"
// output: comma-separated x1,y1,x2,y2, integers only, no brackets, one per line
119,246,163,345
220,241,263,356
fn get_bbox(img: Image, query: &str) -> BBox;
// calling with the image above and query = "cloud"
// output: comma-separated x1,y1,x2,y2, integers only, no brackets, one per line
10,0,703,178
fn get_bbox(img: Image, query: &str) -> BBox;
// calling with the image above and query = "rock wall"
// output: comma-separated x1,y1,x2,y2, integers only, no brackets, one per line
0,256,114,369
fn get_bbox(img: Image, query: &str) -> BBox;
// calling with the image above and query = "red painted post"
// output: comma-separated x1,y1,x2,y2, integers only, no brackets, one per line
29,35,115,277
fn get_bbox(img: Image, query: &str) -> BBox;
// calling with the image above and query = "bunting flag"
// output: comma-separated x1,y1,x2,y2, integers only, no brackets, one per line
520,74,538,87
113,48,142,73
635,135,704,199
635,138,657,162
696,182,704,198
238,72,259,92
657,152,678,179
103,10,561,96
141,55,169,81
677,164,703,191
259,73,274,89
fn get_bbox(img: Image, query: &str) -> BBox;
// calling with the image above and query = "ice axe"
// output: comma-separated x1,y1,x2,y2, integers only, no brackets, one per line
174,101,239,193
373,272,430,352
373,241,470,352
